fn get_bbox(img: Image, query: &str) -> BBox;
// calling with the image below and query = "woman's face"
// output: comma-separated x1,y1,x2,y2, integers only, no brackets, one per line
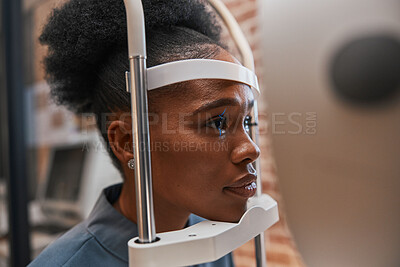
148,49,260,223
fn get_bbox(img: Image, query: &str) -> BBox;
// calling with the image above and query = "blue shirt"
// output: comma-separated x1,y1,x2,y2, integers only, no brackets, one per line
29,183,234,267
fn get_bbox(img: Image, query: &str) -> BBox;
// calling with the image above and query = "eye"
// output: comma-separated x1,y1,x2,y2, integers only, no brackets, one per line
206,116,227,136
205,108,228,136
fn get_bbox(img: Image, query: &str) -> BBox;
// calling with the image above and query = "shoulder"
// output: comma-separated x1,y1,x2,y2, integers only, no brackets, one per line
28,222,125,267
28,222,92,266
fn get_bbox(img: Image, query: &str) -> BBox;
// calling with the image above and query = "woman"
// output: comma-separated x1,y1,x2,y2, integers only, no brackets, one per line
29,0,260,266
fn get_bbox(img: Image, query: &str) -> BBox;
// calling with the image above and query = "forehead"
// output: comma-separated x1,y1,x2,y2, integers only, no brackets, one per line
182,79,254,108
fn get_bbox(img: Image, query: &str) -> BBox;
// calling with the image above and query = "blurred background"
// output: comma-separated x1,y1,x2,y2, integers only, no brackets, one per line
260,0,400,266
1,0,399,266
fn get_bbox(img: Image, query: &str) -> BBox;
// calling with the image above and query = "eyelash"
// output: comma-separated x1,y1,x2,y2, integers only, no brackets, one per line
206,113,256,136
244,115,256,134
207,116,228,136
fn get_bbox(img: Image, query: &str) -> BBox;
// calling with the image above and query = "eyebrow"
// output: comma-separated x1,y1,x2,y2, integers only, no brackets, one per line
192,97,254,115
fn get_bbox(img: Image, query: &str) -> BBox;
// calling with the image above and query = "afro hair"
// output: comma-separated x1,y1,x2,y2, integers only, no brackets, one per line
39,0,223,113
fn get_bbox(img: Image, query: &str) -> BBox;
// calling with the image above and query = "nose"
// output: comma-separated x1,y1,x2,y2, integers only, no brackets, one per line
230,131,261,165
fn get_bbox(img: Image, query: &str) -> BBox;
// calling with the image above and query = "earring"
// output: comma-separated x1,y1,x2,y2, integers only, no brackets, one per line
127,158,135,169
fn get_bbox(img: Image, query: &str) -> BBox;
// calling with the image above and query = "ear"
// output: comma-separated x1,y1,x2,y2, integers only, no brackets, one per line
108,119,133,164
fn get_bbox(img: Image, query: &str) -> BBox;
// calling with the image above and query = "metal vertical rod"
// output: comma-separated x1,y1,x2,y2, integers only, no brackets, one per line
253,137,268,267
255,232,267,267
251,100,267,267
251,101,262,197
2,0,32,265
129,56,157,243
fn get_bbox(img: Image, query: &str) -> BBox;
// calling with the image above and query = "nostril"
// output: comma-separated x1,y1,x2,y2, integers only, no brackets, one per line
230,135,261,164
243,158,254,165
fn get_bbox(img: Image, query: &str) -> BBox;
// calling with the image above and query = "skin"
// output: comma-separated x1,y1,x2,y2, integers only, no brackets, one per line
108,49,260,233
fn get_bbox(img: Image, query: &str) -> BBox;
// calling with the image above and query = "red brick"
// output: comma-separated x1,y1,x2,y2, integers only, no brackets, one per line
236,8,257,23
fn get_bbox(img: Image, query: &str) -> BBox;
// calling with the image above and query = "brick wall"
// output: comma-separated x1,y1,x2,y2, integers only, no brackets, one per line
220,1,306,266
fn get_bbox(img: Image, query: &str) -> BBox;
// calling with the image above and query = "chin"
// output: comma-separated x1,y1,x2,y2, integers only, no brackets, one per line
203,203,247,223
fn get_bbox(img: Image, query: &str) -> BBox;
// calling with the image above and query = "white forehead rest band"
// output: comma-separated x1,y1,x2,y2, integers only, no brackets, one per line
126,59,260,98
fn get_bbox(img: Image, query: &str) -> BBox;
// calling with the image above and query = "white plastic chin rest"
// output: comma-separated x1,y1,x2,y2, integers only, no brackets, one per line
128,194,278,267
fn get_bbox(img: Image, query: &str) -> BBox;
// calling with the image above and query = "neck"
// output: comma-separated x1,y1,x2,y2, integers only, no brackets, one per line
113,177,190,234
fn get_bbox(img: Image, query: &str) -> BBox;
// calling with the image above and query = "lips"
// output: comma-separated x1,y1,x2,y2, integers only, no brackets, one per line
224,174,257,199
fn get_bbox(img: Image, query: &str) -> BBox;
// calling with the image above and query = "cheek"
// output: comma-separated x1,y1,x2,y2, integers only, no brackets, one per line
152,143,223,185
149,135,230,202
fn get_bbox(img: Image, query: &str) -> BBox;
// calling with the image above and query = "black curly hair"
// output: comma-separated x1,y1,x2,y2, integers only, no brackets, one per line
39,0,226,173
